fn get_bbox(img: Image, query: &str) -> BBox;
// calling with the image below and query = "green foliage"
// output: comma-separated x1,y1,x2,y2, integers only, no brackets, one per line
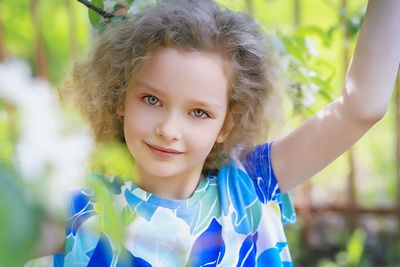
84,0,168,32
90,142,137,180
316,228,366,267
0,163,40,267
90,0,129,32
86,173,137,252
89,174,126,249
277,27,335,115
2,0,90,84
89,0,105,28
339,5,365,39
346,229,366,266
0,102,16,164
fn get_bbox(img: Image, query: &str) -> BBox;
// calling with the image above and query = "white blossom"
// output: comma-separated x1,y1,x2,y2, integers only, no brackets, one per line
0,59,94,214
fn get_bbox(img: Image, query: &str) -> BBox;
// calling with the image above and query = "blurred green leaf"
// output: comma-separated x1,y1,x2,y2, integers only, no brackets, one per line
110,15,126,26
89,174,126,249
113,2,127,13
317,259,339,267
297,26,332,46
89,0,104,28
346,228,366,266
0,163,40,267
90,142,136,181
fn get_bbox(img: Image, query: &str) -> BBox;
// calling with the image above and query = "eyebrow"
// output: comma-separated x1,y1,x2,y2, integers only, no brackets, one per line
136,81,223,110
136,81,166,96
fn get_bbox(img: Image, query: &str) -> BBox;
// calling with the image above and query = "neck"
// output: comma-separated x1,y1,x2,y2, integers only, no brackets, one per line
134,166,204,200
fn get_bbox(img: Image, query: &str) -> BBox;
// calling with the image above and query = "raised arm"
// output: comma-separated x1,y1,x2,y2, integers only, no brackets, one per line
272,0,400,193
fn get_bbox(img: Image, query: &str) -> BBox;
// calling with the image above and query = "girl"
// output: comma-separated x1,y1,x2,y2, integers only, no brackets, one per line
38,0,400,266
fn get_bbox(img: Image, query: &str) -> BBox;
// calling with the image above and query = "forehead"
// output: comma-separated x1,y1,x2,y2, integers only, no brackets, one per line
130,47,232,106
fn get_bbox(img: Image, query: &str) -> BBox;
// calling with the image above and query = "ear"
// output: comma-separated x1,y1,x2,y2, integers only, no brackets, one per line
216,113,234,143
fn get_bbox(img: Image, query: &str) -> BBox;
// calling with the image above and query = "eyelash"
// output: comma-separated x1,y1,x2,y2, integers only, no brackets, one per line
142,95,210,119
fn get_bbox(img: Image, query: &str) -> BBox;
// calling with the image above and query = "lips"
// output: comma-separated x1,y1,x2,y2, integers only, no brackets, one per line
145,142,183,159
146,143,183,154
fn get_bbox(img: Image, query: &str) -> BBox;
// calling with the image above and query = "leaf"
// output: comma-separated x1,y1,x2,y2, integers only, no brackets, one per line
89,0,105,28
113,2,127,12
90,174,125,247
280,36,305,63
110,15,126,26
0,163,40,266
297,26,332,47
346,228,366,266
90,142,136,180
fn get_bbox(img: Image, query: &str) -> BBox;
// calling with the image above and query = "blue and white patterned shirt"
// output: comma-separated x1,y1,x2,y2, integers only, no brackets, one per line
54,142,296,266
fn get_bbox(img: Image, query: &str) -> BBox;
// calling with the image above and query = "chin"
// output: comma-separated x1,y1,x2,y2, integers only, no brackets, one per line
140,162,183,178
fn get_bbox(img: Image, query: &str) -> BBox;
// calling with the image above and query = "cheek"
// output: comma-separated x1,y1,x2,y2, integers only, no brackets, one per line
123,107,159,139
185,122,223,153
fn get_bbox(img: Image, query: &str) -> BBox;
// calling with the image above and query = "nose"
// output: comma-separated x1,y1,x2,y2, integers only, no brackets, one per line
155,113,183,142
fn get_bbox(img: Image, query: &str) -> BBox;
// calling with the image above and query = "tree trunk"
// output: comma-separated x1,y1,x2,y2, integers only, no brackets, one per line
292,0,314,248
0,5,6,61
395,71,400,215
341,0,358,230
245,0,253,16
65,0,78,58
30,0,48,79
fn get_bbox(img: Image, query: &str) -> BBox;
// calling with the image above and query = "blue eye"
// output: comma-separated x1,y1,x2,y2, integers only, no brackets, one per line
143,95,160,106
192,109,209,119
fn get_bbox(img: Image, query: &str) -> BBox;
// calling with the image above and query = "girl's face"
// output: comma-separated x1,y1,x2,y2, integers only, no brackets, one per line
118,47,232,196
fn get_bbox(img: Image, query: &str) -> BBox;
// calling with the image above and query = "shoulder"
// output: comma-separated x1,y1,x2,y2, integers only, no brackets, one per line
216,142,279,206
236,142,280,203
225,142,296,225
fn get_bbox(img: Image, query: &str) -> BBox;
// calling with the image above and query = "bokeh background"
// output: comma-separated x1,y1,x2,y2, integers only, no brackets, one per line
0,0,399,266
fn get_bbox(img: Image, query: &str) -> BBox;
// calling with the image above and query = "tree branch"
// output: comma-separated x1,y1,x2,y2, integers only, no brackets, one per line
76,0,114,18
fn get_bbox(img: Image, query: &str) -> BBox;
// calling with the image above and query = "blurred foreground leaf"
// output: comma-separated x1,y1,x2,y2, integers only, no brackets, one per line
89,173,136,252
90,142,137,180
88,0,105,27
346,228,366,266
0,163,40,267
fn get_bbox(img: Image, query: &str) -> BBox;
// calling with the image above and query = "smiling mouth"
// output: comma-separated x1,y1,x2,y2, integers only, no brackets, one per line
145,142,183,158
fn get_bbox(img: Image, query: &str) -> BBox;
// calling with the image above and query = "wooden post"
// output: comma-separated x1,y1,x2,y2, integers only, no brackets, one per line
0,5,6,61
245,0,253,17
292,0,313,248
395,70,400,217
245,0,254,17
293,0,301,26
341,0,358,230
30,0,48,79
65,0,78,58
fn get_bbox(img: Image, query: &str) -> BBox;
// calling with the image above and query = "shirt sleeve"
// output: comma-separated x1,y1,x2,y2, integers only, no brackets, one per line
241,142,296,225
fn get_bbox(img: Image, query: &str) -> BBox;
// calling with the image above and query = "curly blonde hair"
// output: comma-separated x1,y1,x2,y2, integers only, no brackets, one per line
63,0,282,171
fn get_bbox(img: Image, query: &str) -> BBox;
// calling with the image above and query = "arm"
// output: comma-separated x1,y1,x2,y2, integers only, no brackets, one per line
272,0,400,193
